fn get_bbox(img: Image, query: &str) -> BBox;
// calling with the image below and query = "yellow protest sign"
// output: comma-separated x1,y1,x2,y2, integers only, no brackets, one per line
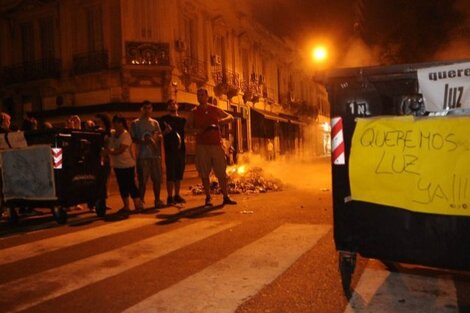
349,116,470,216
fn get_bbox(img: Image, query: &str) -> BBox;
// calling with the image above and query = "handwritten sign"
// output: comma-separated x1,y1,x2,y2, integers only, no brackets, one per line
349,116,470,216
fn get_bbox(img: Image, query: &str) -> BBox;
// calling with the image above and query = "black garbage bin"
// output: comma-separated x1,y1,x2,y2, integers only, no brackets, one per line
322,59,470,297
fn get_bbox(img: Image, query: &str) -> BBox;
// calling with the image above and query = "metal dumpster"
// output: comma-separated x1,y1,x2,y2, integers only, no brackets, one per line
322,59,470,297
1,129,107,224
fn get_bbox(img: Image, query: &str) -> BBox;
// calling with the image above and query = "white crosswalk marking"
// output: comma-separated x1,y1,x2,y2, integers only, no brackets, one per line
123,223,331,313
344,267,458,313
0,218,156,265
0,220,238,313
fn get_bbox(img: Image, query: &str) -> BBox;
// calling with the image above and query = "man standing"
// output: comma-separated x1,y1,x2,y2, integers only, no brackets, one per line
187,88,237,208
266,139,274,161
130,101,165,209
159,99,186,206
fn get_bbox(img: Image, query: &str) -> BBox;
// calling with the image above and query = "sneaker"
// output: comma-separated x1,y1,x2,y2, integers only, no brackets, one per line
167,196,175,206
117,207,131,215
174,195,186,204
204,196,213,208
222,196,237,205
154,200,166,209
133,198,144,213
135,204,145,213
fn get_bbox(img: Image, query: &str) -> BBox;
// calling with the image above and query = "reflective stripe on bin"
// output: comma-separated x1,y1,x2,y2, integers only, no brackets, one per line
331,117,345,165
52,148,63,169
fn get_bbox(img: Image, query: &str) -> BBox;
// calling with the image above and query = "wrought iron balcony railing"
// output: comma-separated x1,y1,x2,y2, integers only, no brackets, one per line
212,68,241,97
2,58,61,85
212,68,240,87
241,79,261,95
73,50,109,75
126,42,170,66
180,57,208,82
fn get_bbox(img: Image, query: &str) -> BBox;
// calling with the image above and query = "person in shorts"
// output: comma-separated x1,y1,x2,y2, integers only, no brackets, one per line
187,88,237,208
130,101,164,209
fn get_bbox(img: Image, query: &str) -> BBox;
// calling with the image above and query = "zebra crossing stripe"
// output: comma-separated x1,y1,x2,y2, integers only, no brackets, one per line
123,223,331,313
343,267,458,313
0,220,238,313
0,218,155,266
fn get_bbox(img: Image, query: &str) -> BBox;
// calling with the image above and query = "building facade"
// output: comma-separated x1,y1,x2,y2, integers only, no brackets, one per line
0,0,329,159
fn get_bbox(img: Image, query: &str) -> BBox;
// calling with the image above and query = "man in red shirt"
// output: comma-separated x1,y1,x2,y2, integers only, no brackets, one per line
187,88,237,208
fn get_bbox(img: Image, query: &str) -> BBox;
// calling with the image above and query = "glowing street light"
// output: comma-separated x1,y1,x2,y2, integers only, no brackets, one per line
312,46,328,63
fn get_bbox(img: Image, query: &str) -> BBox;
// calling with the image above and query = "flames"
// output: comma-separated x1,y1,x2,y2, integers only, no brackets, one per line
227,164,247,176
190,163,283,195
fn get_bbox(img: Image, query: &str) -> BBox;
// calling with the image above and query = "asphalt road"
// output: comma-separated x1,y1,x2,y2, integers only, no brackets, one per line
0,158,469,313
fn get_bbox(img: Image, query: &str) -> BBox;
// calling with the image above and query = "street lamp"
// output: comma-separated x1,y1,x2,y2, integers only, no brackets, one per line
312,46,328,64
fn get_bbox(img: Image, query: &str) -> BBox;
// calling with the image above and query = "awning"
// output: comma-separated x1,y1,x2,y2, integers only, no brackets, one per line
278,113,306,125
251,108,306,125
250,108,289,123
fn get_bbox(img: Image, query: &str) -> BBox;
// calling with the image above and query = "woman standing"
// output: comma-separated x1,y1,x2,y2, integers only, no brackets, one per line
107,114,143,214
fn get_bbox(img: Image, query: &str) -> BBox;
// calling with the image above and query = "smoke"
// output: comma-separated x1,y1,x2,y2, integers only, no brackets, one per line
237,121,331,191
432,0,470,61
433,38,470,61
338,38,381,68
238,151,331,191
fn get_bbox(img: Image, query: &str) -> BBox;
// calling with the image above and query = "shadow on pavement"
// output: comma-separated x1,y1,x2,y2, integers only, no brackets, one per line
102,206,164,222
155,205,224,225
0,208,104,236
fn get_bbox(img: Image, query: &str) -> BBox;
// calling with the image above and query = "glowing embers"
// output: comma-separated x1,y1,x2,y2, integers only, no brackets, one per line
190,165,283,195
227,164,247,176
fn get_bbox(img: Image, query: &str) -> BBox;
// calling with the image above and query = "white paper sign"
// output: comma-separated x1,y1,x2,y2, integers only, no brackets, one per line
7,131,27,148
0,134,9,150
0,145,56,201
417,61,470,112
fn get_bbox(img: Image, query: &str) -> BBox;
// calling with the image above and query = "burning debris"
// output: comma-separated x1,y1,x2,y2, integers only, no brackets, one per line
190,164,283,195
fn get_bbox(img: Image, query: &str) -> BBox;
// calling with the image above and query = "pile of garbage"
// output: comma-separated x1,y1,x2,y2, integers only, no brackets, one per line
190,165,283,195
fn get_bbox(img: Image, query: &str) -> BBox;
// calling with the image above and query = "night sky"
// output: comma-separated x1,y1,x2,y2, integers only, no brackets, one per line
250,0,470,66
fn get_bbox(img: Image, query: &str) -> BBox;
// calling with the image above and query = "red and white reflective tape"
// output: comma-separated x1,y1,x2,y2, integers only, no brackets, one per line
331,117,345,165
51,148,63,169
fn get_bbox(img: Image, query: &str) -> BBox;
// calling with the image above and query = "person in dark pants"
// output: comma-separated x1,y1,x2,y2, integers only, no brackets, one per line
106,115,143,214
158,99,187,206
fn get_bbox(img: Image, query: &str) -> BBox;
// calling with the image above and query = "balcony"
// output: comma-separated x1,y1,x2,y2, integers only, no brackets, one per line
2,58,61,85
126,42,170,66
241,79,262,103
212,68,240,97
180,57,208,83
73,50,109,75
